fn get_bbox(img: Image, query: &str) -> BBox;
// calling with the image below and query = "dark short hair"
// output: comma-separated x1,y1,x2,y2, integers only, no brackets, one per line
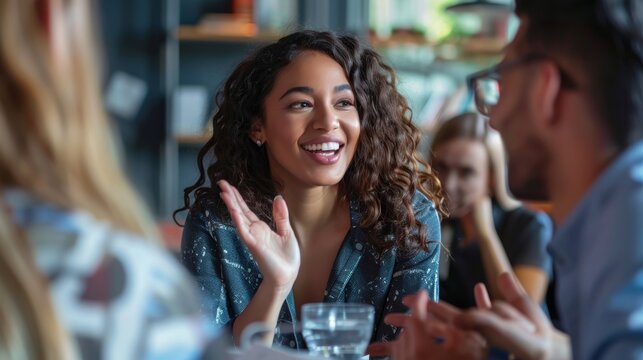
515,0,643,149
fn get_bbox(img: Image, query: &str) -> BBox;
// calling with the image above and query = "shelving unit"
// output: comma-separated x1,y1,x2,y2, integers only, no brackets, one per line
176,26,284,43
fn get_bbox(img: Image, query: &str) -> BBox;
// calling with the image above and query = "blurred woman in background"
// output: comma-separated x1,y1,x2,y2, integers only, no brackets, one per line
0,0,212,358
430,113,551,306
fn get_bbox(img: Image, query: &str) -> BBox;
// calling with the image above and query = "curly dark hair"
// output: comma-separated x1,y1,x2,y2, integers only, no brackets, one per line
175,30,446,254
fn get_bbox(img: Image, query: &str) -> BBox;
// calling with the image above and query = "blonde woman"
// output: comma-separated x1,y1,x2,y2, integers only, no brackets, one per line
0,0,213,358
429,113,552,306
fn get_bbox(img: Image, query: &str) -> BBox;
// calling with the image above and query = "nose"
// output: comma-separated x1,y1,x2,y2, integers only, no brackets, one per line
444,172,458,197
312,103,340,131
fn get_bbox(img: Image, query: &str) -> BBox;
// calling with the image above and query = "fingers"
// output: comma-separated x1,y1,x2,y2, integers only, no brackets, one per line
426,321,450,340
219,191,250,230
497,272,527,302
366,342,393,357
272,195,292,238
404,290,429,320
229,182,261,223
491,302,536,334
218,181,248,225
218,180,262,249
474,283,492,310
384,313,411,328
454,308,544,360
426,300,461,324
497,272,549,330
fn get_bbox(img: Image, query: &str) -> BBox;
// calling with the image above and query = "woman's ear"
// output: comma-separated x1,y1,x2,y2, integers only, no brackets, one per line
249,117,264,144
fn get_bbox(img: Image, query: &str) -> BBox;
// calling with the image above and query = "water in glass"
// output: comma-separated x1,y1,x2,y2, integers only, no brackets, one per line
302,303,374,359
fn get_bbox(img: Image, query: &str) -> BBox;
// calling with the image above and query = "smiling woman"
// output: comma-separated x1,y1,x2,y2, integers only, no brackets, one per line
175,30,446,353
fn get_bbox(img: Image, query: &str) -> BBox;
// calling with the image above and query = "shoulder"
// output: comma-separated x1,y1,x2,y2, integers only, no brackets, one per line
72,225,213,357
502,205,552,237
187,190,232,225
25,210,204,321
411,190,440,238
504,204,543,223
182,191,238,241
593,162,643,242
411,190,438,219
84,220,199,307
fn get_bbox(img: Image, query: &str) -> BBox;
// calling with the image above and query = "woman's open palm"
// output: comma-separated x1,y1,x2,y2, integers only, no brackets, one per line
218,180,300,292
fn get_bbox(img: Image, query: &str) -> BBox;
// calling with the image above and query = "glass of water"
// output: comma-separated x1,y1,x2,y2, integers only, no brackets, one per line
301,303,375,359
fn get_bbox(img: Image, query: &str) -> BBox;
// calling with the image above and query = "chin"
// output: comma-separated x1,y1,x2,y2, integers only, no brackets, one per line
303,176,344,188
447,206,469,219
508,168,549,201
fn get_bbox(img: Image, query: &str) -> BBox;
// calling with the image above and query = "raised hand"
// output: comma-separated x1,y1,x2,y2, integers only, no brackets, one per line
218,180,300,292
454,273,570,360
469,196,496,240
386,291,488,360
366,290,489,360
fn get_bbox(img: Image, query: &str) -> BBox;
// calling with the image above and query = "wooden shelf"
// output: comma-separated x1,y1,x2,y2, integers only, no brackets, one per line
370,33,435,47
176,26,284,43
175,133,212,145
459,37,506,55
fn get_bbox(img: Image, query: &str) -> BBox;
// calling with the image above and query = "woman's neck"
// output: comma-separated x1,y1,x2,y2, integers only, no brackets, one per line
281,184,348,247
459,214,477,243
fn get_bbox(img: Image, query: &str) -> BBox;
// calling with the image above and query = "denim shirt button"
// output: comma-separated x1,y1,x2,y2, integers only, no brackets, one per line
355,243,363,251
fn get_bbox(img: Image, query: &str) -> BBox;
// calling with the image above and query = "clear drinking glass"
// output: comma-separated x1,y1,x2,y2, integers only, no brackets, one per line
301,303,375,359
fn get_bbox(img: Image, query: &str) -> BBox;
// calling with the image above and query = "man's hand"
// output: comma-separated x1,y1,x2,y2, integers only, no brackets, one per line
367,289,489,360
454,273,571,360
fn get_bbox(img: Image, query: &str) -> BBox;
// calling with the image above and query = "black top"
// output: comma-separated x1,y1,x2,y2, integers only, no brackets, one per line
439,201,552,309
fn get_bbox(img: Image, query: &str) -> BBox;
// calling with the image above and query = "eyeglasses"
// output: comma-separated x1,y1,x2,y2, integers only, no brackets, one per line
467,54,576,116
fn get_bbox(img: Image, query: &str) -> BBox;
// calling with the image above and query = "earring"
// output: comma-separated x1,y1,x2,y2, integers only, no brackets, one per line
256,140,263,147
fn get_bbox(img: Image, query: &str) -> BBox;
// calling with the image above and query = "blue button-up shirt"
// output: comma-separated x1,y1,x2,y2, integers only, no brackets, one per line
549,141,643,359
181,191,441,350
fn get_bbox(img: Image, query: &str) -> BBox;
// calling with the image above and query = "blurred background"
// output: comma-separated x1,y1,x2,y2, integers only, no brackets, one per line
98,0,516,246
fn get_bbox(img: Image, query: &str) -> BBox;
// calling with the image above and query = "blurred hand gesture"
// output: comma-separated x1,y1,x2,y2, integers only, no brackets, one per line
454,273,570,360
218,180,300,293
367,285,491,360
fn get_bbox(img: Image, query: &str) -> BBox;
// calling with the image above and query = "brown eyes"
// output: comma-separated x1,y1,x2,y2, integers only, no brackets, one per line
288,99,355,110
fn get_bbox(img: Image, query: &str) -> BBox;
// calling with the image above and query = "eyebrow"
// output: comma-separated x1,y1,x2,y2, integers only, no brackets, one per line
279,83,352,99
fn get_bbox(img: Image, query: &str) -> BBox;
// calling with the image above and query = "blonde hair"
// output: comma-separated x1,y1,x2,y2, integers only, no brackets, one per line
0,0,157,239
430,112,521,210
0,0,158,357
0,213,75,360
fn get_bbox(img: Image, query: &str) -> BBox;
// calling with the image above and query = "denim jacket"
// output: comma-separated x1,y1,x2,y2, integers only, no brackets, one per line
181,190,441,349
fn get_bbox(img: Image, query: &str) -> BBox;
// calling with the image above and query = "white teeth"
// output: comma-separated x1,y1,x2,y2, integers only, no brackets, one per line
302,142,340,152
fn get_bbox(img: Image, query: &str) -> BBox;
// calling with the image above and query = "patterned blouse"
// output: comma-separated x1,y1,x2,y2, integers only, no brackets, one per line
4,190,217,360
181,190,441,349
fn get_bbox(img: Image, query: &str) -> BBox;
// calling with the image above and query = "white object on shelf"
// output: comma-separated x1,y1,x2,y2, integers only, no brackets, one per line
104,71,148,120
254,0,298,33
172,86,209,135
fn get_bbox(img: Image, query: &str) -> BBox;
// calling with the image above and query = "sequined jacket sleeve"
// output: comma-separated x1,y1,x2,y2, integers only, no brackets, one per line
181,198,233,327
373,193,442,342
181,197,263,329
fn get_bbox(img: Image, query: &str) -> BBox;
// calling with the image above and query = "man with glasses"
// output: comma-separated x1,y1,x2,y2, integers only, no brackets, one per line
389,0,643,359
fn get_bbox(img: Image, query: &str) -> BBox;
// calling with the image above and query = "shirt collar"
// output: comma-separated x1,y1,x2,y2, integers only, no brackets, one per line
549,141,643,266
